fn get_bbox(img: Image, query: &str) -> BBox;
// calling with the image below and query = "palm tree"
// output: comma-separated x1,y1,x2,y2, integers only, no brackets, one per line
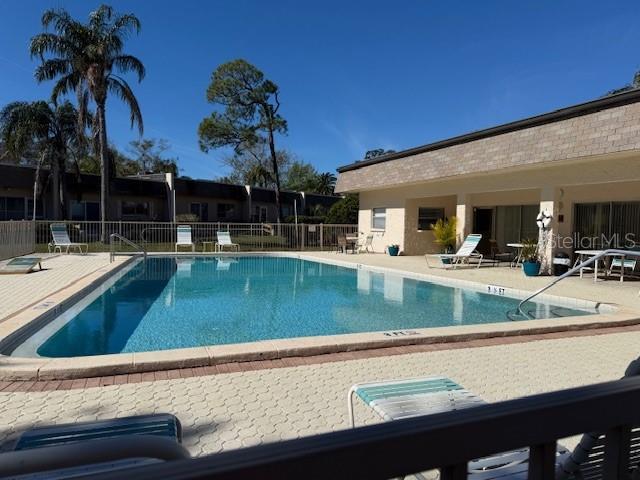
0,101,83,219
30,4,144,240
314,172,337,195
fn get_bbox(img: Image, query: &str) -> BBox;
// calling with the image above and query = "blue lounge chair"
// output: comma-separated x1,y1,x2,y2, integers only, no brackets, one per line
0,414,189,478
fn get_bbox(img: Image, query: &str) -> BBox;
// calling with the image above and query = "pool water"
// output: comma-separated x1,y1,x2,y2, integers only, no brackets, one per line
33,256,594,357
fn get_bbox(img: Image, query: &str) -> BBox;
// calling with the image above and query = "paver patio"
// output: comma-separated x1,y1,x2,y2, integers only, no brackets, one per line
0,252,638,461
1,329,638,456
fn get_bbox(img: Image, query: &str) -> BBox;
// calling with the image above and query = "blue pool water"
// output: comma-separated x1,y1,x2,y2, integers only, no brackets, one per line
34,256,594,357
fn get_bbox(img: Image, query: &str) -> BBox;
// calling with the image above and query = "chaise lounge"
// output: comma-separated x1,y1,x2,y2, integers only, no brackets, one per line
49,223,88,255
348,356,640,479
425,233,483,269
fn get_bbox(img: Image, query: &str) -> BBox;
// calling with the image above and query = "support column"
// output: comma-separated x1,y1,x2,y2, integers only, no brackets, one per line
455,193,473,248
538,186,560,275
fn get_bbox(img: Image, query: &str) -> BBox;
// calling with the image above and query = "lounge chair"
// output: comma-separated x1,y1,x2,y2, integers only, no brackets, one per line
356,234,374,253
0,257,42,274
175,225,195,252
49,223,88,255
0,414,189,478
348,356,640,479
216,231,239,252
425,233,483,269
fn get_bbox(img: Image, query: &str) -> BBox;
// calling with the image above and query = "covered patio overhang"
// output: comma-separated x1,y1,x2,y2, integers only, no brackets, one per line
352,151,640,269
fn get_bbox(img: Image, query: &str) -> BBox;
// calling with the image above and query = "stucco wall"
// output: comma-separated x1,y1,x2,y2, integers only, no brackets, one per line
358,190,406,253
354,155,640,256
403,196,457,255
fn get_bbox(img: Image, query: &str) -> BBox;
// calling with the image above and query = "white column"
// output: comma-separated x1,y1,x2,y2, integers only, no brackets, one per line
538,186,559,275
455,193,473,247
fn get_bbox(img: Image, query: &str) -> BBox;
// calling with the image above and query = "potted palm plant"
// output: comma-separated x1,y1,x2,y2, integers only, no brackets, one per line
432,217,457,262
520,238,540,276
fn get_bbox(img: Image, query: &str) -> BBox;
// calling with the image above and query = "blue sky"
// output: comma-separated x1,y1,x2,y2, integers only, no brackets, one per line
1,1,639,180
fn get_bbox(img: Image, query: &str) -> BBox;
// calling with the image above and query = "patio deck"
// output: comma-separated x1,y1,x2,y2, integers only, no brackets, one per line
0,252,639,459
303,251,640,310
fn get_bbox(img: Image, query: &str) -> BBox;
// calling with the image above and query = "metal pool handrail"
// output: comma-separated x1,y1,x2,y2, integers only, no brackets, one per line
517,248,640,318
109,233,147,263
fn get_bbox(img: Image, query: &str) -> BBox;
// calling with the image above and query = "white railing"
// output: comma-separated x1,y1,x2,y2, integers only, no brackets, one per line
109,233,147,263
31,221,358,253
0,221,35,261
518,248,640,318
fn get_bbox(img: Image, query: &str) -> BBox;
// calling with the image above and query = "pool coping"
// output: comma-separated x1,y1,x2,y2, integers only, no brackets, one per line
0,252,639,381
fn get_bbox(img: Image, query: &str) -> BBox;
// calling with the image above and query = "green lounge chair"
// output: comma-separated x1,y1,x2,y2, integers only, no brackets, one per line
0,257,42,274
349,357,640,479
49,223,88,254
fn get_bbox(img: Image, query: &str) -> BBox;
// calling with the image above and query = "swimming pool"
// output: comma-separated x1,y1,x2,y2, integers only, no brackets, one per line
15,255,595,357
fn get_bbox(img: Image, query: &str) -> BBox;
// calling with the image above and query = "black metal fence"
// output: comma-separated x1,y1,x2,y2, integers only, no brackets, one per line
88,376,640,480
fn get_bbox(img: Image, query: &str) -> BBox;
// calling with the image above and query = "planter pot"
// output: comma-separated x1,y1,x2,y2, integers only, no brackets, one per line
387,246,400,256
522,261,541,277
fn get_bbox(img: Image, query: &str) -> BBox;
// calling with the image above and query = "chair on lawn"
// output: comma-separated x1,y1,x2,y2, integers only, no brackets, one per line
175,225,195,252
49,223,88,255
216,231,240,252
425,233,483,269
0,414,189,478
0,257,42,274
348,356,640,479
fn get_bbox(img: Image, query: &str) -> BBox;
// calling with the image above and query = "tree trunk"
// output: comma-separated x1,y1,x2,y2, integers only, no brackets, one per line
32,154,45,221
267,124,282,223
51,157,61,220
97,102,110,243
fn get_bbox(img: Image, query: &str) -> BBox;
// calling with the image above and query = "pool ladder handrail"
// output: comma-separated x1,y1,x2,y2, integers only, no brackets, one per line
517,248,640,318
109,233,147,263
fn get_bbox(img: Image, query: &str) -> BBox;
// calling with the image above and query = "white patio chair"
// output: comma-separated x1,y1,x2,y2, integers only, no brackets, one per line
216,231,240,252
356,234,374,253
175,225,195,252
49,223,88,255
425,233,483,269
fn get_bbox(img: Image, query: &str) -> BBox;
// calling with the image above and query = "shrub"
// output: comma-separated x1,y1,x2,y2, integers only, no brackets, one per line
325,194,358,224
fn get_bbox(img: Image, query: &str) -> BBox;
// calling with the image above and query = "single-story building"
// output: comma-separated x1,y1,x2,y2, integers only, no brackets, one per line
0,164,341,223
335,89,640,265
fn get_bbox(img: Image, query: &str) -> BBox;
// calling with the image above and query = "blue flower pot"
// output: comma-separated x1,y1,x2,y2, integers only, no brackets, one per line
523,261,540,276
387,246,399,256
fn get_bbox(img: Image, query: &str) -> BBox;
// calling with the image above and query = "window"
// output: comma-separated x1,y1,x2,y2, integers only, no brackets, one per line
0,197,27,220
575,202,640,248
121,201,150,218
190,202,209,221
252,205,268,222
217,203,234,220
372,208,386,230
417,208,445,230
71,201,99,221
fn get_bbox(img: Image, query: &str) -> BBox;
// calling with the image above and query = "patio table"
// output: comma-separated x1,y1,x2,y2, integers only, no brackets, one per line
344,235,358,254
506,243,524,269
574,249,628,283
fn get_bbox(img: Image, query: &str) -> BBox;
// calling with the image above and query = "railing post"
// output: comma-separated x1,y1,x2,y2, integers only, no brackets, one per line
300,224,305,251
528,442,557,480
603,425,631,479
440,463,467,480
320,223,323,251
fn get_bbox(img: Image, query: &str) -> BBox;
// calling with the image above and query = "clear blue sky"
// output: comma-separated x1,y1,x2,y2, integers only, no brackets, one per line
1,0,639,180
